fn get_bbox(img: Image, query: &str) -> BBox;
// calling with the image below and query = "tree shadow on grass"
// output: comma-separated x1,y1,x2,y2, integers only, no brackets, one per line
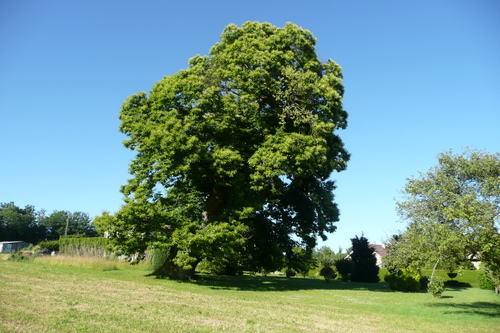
425,301,500,318
444,280,472,289
189,273,393,292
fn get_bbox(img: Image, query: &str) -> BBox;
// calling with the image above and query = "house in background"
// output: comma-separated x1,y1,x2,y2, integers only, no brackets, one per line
0,241,30,253
369,244,388,268
345,243,388,268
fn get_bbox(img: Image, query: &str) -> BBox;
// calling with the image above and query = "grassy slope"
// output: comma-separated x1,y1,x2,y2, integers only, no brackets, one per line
0,260,498,333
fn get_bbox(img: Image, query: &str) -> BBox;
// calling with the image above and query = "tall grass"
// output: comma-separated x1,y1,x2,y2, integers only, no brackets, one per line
33,255,151,271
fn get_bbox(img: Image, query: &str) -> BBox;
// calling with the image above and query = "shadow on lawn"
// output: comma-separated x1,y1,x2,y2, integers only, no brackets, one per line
192,274,393,292
425,301,500,318
444,280,472,289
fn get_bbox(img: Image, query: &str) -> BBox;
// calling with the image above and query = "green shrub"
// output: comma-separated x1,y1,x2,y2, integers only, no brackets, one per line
419,276,430,290
335,259,354,281
286,269,296,278
478,270,495,290
384,270,420,292
59,237,111,258
8,250,28,262
428,276,445,298
151,247,171,272
198,259,242,276
319,266,336,282
38,240,60,252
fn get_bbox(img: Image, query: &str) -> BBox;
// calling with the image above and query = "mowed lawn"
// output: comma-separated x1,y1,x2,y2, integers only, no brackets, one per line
1,259,499,333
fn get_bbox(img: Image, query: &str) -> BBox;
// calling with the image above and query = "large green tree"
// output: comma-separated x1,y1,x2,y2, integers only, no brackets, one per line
101,22,349,278
41,211,97,240
386,149,500,291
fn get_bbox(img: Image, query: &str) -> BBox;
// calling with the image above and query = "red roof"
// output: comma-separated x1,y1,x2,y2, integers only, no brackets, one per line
369,244,387,257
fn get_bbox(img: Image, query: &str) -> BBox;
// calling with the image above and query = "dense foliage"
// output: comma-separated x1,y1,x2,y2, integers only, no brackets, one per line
427,276,445,298
335,258,355,281
0,202,96,243
38,240,60,252
478,267,496,290
59,237,111,258
100,22,349,278
319,266,336,282
0,203,44,243
385,149,500,292
384,269,421,292
314,246,347,268
349,236,380,283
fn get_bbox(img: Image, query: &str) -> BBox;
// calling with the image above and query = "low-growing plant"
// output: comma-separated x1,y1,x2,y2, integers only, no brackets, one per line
198,259,243,276
419,276,430,290
478,269,495,290
286,269,296,278
8,250,29,262
319,266,336,282
59,237,112,258
151,247,171,272
34,255,119,271
38,240,60,252
335,259,354,281
428,276,445,298
385,270,420,292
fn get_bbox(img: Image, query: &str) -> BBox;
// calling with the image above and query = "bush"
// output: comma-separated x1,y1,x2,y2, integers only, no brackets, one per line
419,276,430,290
198,259,242,276
428,276,445,298
59,237,111,258
478,270,495,290
319,266,336,282
38,240,60,252
151,247,171,272
385,271,420,292
8,250,28,262
335,259,354,281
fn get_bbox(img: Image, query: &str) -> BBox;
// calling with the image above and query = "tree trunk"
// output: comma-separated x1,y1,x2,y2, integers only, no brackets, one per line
203,190,228,222
430,256,441,279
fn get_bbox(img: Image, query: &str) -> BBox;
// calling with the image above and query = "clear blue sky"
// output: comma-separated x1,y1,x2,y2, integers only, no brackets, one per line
1,0,499,250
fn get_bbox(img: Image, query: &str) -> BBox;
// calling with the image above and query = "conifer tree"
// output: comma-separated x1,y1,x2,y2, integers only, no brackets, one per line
349,236,380,283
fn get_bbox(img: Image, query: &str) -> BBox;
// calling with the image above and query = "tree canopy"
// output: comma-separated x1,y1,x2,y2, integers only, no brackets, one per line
41,210,97,240
0,203,43,243
0,202,96,243
101,22,349,277
385,149,500,289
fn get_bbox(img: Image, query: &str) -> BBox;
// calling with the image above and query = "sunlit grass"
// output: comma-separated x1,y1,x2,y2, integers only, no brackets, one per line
1,260,498,333
33,255,151,271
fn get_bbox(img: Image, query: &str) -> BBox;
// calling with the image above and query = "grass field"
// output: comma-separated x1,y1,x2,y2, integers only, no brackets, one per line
1,257,499,333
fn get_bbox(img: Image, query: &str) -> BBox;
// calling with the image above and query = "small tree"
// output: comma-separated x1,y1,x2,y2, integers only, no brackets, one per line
427,276,445,298
387,149,500,292
349,236,380,283
314,246,347,267
319,266,336,282
335,259,354,281
315,246,336,267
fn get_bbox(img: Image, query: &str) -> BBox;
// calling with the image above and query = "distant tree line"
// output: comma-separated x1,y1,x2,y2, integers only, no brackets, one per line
0,202,97,244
